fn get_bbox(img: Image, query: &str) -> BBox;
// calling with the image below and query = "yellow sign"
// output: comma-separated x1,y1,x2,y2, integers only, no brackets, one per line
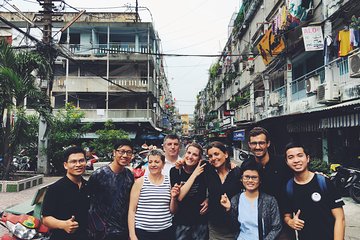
257,29,285,65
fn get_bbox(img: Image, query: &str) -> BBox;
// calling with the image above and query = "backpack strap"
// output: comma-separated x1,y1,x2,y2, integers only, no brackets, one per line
286,174,327,199
286,178,294,199
315,173,327,193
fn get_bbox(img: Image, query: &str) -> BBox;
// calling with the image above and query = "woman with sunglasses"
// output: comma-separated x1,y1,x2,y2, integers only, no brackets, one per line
220,160,282,240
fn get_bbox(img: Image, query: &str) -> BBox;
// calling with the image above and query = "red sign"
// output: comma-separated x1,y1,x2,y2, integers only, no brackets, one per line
224,110,235,116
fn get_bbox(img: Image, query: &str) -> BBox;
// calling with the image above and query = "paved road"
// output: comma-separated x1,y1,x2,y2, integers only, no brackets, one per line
0,176,359,239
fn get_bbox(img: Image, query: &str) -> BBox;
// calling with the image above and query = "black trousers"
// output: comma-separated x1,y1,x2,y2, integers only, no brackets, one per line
135,226,175,240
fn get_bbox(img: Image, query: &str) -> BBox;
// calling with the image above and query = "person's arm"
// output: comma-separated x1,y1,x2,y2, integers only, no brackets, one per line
128,177,143,240
178,160,206,201
170,183,181,213
42,215,79,234
332,207,345,240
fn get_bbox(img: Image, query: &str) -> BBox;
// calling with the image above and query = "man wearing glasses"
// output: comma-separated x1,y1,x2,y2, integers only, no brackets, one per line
87,139,135,240
42,146,90,240
245,127,294,240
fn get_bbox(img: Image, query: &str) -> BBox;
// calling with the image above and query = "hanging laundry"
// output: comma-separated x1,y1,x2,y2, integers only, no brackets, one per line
350,28,357,47
338,29,352,57
324,35,334,64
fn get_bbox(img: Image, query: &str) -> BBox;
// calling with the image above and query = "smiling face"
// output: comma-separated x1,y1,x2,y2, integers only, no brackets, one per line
285,147,310,173
207,147,228,169
184,146,201,167
113,145,133,168
241,170,260,192
163,138,180,160
64,152,86,177
248,133,270,160
148,155,165,175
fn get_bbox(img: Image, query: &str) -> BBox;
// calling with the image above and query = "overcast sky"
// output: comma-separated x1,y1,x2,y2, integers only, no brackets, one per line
5,0,240,114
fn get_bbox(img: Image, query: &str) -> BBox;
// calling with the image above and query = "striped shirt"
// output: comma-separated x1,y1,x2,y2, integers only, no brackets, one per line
135,175,172,232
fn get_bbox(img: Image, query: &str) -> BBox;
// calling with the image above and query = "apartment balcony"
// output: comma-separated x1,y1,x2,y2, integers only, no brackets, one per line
235,104,252,122
79,109,156,122
53,76,157,94
61,43,151,61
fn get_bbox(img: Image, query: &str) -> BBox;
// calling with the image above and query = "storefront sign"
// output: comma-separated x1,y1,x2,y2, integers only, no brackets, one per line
233,129,245,141
302,26,324,51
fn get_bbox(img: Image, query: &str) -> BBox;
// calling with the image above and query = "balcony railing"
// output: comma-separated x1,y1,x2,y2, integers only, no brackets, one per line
291,67,325,101
66,43,150,55
53,76,156,93
74,109,156,121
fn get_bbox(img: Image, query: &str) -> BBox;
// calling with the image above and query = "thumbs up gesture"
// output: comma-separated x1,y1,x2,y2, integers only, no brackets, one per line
289,209,305,231
63,215,79,234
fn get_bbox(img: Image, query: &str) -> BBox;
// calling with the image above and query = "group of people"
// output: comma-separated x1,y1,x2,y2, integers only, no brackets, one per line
41,127,346,240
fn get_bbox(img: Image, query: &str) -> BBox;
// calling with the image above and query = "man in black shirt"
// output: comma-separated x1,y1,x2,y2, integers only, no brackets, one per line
283,142,345,240
243,127,294,239
42,146,90,240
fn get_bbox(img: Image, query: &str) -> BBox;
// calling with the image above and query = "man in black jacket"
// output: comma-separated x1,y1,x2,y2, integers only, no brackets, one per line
243,127,294,240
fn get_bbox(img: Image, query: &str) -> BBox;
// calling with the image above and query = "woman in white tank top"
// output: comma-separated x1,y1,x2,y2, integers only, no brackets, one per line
128,149,181,240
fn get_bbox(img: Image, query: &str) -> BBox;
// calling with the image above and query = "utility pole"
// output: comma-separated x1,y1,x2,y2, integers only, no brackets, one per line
37,0,62,174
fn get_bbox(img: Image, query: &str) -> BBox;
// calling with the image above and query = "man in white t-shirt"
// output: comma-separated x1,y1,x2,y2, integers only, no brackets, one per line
144,134,181,176
162,134,181,175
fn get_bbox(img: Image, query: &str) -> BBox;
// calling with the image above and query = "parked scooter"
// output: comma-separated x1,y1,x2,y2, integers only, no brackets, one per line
330,164,360,203
0,212,49,240
12,156,30,171
130,153,148,179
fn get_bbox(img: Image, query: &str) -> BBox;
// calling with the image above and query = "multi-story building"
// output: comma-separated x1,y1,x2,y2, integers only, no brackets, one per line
1,11,175,142
195,0,360,165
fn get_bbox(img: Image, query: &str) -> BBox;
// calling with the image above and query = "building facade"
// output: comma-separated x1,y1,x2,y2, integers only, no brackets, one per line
195,0,360,165
2,11,176,142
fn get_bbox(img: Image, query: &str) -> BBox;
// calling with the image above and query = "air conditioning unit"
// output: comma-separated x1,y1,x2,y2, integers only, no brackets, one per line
317,83,340,102
40,79,48,89
255,96,264,106
58,78,65,87
269,92,280,106
349,51,360,78
306,75,320,93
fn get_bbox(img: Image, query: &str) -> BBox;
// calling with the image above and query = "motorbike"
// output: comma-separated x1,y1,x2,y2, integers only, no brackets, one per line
330,164,360,203
0,212,49,240
130,153,148,179
12,156,30,171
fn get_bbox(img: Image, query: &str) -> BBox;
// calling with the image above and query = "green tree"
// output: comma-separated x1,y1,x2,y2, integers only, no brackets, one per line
0,41,51,179
47,103,92,174
89,121,129,161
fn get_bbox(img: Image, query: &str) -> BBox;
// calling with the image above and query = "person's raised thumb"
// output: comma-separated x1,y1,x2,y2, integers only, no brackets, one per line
295,209,301,218
70,215,75,221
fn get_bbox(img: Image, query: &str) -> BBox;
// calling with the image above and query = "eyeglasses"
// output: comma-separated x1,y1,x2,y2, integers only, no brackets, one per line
242,175,259,181
67,159,86,165
116,149,133,156
249,141,267,147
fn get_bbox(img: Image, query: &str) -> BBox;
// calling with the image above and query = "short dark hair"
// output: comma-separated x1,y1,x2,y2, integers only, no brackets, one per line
185,142,203,159
63,146,85,163
240,160,263,181
114,139,133,151
163,134,180,144
284,141,310,159
207,141,231,169
147,149,166,163
249,127,270,142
